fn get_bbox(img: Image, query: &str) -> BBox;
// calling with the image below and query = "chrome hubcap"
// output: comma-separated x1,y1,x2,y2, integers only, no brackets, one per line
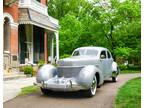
91,76,96,95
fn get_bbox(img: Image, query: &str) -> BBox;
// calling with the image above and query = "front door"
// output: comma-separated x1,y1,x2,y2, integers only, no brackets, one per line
99,50,108,78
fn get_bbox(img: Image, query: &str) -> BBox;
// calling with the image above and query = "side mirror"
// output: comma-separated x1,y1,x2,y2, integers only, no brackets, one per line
100,55,106,59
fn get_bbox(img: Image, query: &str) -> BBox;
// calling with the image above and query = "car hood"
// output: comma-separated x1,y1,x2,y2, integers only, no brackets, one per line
58,56,99,66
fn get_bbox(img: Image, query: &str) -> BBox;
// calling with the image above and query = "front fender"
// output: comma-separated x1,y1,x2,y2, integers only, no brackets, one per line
76,65,100,89
36,64,57,83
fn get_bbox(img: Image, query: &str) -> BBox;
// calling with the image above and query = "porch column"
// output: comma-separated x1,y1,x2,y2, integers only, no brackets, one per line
31,25,33,64
44,31,48,63
50,34,54,64
55,31,59,61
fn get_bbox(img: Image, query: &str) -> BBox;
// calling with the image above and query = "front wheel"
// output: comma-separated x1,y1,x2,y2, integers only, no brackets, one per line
85,76,97,97
41,87,51,95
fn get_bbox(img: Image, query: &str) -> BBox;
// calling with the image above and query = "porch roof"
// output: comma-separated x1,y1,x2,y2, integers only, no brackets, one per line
19,8,59,31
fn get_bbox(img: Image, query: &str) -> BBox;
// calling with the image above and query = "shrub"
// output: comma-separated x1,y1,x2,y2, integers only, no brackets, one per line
38,60,45,68
119,64,128,70
23,66,33,75
19,66,25,72
60,54,71,59
127,65,141,70
119,64,141,71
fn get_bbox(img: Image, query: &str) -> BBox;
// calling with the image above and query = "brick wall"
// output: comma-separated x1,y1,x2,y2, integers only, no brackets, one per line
4,3,19,68
3,3,19,23
10,27,18,54
4,2,19,54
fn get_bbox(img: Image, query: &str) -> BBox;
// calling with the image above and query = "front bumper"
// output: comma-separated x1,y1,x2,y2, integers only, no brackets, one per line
34,76,84,91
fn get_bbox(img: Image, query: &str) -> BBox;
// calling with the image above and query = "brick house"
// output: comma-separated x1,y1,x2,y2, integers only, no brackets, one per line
3,0,59,75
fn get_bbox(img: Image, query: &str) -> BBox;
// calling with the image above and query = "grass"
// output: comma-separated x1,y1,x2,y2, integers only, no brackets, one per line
115,77,141,108
19,86,40,96
120,70,140,74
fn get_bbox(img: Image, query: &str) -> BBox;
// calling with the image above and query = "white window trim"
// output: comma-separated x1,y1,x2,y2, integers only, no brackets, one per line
4,12,18,28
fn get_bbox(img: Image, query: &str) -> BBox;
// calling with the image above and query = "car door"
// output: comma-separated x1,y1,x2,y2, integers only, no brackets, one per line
99,50,107,78
106,50,113,76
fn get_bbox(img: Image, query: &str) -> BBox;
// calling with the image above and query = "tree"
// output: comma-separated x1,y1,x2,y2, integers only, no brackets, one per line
59,14,82,55
48,0,140,65
90,0,140,61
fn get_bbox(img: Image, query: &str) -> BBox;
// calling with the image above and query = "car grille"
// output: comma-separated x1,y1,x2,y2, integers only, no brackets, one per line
57,66,83,78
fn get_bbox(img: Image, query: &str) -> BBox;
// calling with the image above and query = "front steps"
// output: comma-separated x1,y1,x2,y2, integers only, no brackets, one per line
3,72,27,81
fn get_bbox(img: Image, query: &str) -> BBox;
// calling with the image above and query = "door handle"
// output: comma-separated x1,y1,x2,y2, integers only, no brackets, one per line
100,59,103,62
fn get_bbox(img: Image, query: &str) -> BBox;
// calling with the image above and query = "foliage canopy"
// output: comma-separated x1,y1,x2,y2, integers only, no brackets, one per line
48,0,140,65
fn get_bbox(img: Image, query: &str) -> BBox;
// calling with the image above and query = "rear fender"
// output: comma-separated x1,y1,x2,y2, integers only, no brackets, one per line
95,70,104,86
112,62,120,74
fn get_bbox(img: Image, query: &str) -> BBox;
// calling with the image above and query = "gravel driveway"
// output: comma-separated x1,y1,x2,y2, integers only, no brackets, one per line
4,73,140,108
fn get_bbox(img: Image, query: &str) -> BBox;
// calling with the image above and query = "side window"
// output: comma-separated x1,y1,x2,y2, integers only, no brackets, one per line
73,51,80,56
36,0,40,2
100,51,106,59
107,51,111,59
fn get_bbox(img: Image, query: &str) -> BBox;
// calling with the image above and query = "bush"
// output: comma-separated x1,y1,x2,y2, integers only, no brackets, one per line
127,65,141,70
60,54,71,59
32,65,39,76
119,64,128,70
119,64,141,71
38,60,45,68
19,66,25,72
23,66,33,75
119,63,141,74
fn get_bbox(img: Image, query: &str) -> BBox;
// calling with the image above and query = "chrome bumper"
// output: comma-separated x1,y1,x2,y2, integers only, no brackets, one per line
34,76,84,91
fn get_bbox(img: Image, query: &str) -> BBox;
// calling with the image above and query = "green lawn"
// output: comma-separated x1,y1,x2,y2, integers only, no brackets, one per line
19,86,40,96
115,77,141,108
120,70,140,74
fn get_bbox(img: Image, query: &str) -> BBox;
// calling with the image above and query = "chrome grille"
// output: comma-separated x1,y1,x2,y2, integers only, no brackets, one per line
58,66,83,78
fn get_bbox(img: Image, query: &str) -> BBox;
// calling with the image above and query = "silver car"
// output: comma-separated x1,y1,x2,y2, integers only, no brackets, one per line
35,47,120,97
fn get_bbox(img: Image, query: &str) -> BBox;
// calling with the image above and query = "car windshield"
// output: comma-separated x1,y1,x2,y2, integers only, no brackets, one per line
72,49,85,56
85,49,98,56
72,49,98,56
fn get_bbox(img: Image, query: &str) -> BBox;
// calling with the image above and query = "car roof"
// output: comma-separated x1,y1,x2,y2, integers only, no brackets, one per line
74,46,108,52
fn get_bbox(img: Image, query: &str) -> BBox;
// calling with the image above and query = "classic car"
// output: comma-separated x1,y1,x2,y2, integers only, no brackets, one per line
35,47,120,97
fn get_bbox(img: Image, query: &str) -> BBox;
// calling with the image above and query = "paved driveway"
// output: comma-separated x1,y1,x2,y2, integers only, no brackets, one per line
4,74,140,108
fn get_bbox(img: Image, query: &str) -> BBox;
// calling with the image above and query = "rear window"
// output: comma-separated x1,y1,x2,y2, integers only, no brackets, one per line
107,51,111,58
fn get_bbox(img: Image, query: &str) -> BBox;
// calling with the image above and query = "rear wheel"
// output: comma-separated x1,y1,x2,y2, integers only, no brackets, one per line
112,71,118,82
112,77,118,82
85,76,97,97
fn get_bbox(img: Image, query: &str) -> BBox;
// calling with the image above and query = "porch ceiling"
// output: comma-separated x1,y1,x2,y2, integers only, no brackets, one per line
18,8,59,31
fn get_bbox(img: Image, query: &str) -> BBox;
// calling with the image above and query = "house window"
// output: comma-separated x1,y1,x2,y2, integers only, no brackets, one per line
4,17,10,51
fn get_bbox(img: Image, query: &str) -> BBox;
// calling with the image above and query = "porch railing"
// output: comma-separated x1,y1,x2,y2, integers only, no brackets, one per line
18,0,48,16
